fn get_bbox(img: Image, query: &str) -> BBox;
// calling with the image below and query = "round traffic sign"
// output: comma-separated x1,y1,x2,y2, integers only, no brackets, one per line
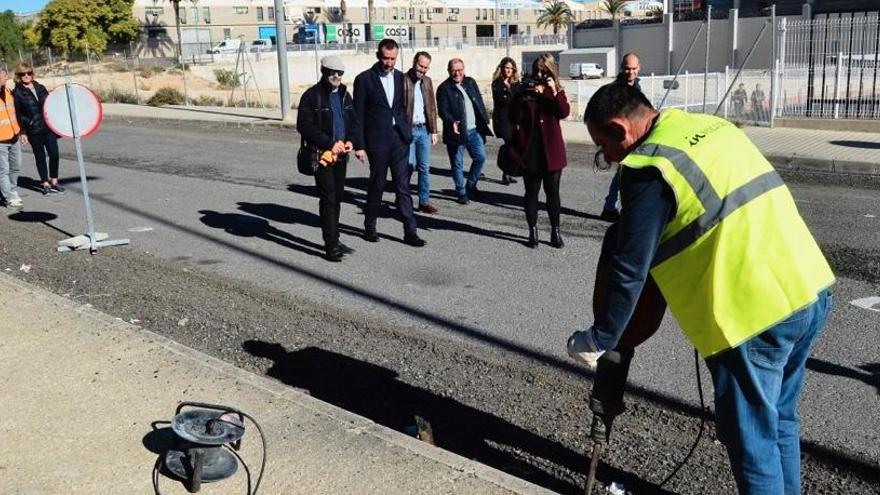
43,83,103,139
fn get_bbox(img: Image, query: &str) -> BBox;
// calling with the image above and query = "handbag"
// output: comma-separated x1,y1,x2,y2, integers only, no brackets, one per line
497,143,524,177
296,89,325,176
297,143,320,176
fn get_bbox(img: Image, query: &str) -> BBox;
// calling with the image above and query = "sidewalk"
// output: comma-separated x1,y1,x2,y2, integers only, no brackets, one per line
102,103,880,175
0,273,553,495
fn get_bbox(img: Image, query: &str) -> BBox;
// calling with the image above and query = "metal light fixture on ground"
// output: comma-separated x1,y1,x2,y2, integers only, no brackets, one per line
157,402,266,494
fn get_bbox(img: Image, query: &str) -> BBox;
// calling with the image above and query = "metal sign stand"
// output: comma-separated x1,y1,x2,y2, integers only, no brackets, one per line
57,73,129,254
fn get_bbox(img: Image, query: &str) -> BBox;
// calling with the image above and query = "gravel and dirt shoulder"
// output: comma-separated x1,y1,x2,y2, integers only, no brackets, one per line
2,211,877,494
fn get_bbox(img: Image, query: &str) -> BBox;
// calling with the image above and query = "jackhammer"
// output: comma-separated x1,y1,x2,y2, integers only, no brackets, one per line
583,224,667,494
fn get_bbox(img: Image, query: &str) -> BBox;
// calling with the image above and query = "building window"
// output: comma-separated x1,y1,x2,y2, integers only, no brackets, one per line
515,8,519,19
203,6,211,23
256,7,264,21
483,8,488,20
268,6,274,20
178,7,186,23
462,26,467,38
190,7,198,23
361,7,367,18
145,6,163,16
223,28,232,38
379,8,385,20
233,6,248,15
490,9,494,21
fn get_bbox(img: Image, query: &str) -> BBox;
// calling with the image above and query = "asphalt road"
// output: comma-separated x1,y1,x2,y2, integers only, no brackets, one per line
4,120,878,494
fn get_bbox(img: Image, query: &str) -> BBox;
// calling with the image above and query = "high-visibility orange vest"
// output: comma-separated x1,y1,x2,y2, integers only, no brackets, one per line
0,86,21,141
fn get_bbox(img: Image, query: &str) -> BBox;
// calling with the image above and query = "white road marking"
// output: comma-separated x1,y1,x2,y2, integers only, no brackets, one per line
850,297,880,312
128,226,154,232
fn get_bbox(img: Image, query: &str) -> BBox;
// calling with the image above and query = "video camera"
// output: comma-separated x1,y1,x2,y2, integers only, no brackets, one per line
521,73,548,91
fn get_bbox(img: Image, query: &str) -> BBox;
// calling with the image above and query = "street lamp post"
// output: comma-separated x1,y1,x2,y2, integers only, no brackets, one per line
171,0,190,105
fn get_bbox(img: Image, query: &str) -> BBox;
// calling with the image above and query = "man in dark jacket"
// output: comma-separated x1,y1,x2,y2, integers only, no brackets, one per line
404,51,440,214
436,58,493,204
603,52,643,221
353,38,425,247
297,56,360,262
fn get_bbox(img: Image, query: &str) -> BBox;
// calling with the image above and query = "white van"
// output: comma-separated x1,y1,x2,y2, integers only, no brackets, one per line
249,39,274,52
207,38,241,54
569,63,604,80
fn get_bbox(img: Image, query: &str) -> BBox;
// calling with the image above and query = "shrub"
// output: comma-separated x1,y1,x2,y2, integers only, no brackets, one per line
106,59,130,73
147,87,185,106
213,68,239,89
138,67,152,79
194,94,224,107
96,86,138,104
150,66,166,75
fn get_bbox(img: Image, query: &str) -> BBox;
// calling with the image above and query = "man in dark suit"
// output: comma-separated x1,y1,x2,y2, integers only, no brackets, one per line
353,38,425,247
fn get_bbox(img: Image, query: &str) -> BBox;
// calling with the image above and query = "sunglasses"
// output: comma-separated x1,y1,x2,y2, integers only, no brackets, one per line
324,69,343,77
16,71,34,77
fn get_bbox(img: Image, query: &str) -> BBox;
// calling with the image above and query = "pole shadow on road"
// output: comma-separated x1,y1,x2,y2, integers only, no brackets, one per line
242,341,676,495
198,210,325,258
807,357,880,395
6,211,76,238
829,140,880,150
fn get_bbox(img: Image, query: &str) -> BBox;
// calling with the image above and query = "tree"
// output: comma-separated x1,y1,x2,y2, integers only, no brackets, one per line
600,0,630,20
536,0,573,36
26,0,138,55
0,10,27,64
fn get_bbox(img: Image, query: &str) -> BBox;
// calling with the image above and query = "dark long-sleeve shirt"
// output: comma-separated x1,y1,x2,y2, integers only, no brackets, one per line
593,166,675,350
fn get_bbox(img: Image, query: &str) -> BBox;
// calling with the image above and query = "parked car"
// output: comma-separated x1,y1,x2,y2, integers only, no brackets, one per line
207,38,241,54
569,63,605,79
249,39,274,52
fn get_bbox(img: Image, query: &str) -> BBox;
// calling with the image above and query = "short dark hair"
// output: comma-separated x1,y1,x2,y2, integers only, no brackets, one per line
413,51,431,64
584,83,654,128
377,38,399,53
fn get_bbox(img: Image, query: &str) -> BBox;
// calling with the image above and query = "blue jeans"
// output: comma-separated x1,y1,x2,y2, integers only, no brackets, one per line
446,128,486,198
706,289,831,495
0,138,22,203
602,168,620,213
408,125,432,207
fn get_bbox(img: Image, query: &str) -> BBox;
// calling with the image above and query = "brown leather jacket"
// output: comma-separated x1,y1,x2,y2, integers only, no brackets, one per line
403,70,438,134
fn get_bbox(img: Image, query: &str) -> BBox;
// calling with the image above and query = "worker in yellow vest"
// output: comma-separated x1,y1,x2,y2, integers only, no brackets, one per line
568,83,834,494
0,67,26,209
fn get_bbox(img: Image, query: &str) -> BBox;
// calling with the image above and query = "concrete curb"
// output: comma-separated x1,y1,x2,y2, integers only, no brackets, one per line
0,272,556,495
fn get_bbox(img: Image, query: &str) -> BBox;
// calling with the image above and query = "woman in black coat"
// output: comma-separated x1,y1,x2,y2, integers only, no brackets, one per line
491,57,520,185
13,63,62,195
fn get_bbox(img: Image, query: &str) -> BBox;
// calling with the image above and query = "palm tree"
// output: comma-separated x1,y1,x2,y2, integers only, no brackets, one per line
600,0,629,20
536,0,574,35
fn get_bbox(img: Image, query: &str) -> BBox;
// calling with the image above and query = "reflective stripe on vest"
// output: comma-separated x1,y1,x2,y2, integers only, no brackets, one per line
0,87,20,141
622,109,834,357
636,142,787,266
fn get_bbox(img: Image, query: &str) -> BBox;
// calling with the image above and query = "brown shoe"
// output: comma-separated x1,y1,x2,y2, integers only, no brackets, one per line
420,203,439,214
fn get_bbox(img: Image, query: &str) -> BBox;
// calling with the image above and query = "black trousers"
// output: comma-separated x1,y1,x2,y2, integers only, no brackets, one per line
523,168,562,228
314,159,347,250
29,132,60,183
365,133,417,236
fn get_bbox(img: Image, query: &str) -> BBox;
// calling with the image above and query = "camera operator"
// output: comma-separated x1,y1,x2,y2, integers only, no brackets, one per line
509,54,570,248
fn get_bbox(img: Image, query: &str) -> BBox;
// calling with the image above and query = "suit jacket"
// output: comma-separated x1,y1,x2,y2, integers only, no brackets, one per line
436,76,493,146
352,62,411,151
403,70,438,134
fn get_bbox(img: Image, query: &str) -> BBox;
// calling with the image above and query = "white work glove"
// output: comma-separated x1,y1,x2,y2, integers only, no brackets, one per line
566,327,605,369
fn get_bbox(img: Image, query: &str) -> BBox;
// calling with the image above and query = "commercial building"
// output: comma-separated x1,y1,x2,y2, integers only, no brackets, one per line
133,0,607,57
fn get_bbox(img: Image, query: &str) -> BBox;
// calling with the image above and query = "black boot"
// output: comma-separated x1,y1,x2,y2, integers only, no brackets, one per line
527,226,539,248
550,226,565,249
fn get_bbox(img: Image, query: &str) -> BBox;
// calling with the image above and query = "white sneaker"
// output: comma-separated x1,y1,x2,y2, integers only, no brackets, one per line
7,198,23,209
566,330,605,369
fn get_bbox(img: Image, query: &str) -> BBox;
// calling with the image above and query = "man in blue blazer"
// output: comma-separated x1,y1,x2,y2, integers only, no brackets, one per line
353,38,425,247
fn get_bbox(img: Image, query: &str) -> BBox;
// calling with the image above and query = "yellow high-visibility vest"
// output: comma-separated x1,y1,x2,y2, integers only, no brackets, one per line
621,109,834,357
0,86,20,141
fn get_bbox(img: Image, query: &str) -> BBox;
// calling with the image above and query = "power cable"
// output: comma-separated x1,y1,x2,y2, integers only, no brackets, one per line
658,348,707,488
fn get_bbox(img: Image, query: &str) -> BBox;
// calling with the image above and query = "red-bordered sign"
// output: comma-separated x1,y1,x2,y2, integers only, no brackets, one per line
43,83,104,139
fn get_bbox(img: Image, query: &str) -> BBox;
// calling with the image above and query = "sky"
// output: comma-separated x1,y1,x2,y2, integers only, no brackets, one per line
1,0,49,15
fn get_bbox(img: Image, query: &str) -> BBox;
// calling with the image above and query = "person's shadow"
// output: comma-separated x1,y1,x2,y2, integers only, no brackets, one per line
242,341,676,495
807,358,880,395
198,210,324,258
